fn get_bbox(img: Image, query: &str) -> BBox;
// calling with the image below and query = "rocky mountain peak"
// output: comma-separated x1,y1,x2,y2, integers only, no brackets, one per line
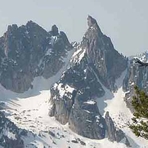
81,16,128,90
0,21,73,93
7,24,18,33
26,20,39,27
51,25,59,36
49,16,129,145
0,17,136,147
87,15,98,28
87,15,102,34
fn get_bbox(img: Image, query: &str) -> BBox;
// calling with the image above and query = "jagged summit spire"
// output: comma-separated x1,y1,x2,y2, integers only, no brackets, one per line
26,20,39,27
87,15,97,27
87,15,100,28
87,15,102,33
51,25,59,36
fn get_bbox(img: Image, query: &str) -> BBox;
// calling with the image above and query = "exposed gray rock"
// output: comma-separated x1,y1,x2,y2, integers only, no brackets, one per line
51,25,59,36
49,58,105,124
0,16,131,146
0,21,72,93
69,98,106,139
87,15,99,29
0,111,40,148
123,52,148,111
105,111,116,141
49,86,74,124
49,16,127,141
82,16,128,91
0,112,25,148
49,54,105,138
105,112,130,146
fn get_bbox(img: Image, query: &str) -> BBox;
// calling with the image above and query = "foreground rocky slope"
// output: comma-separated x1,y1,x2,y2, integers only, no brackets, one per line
49,16,129,144
0,111,28,148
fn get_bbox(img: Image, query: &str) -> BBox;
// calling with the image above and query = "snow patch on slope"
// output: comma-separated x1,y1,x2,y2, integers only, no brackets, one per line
1,83,128,148
54,83,75,98
104,70,132,125
84,100,96,105
71,48,86,64
133,51,148,63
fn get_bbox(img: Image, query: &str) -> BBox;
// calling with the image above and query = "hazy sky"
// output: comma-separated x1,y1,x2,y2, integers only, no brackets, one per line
0,0,147,56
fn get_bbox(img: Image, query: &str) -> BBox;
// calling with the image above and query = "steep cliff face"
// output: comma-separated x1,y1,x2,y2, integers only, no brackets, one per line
49,16,128,143
0,22,72,93
123,52,148,111
69,99,106,139
49,61,106,139
82,15,128,90
105,112,130,146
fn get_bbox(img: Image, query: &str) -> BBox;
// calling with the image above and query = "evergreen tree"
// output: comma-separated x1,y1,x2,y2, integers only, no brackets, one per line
130,86,148,139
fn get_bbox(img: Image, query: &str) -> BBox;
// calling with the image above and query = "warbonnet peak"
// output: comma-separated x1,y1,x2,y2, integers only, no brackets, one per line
0,16,147,147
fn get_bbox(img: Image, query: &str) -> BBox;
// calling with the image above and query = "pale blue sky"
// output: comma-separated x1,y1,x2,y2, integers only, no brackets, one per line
0,0,147,56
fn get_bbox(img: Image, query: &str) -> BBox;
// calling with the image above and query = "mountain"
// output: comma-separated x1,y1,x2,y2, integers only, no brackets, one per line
0,16,147,148
49,16,129,144
0,21,73,93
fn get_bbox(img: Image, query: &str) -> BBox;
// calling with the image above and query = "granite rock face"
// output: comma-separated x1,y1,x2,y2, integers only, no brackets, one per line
69,99,106,139
83,15,128,90
49,58,106,139
0,22,72,93
49,16,128,143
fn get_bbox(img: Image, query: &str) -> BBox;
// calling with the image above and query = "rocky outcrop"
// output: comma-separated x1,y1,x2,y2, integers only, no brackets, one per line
105,111,116,141
0,112,25,148
123,52,148,111
105,112,130,146
49,52,106,139
69,99,106,139
49,57,105,123
49,16,129,144
49,83,74,124
0,22,72,93
82,15,128,91
50,25,59,36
